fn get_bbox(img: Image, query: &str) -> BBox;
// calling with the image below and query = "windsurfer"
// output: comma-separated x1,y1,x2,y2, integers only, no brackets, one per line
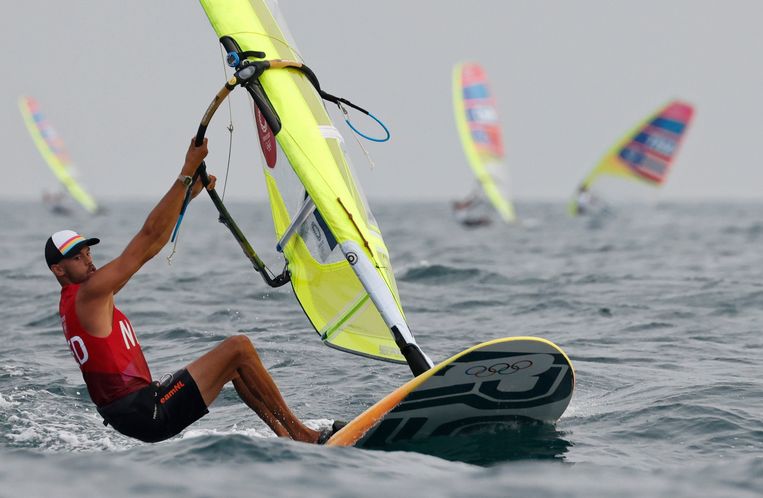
451,194,478,211
575,184,594,215
570,101,694,215
452,192,492,227
46,138,332,444
43,190,71,216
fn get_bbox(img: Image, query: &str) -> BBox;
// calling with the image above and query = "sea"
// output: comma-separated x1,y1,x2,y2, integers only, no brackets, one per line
1,199,761,498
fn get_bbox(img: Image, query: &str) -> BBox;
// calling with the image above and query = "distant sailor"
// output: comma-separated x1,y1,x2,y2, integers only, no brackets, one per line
42,190,71,216
452,193,492,227
46,139,335,444
575,184,594,215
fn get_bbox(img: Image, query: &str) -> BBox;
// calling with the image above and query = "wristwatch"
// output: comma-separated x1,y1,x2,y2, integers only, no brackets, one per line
177,174,193,188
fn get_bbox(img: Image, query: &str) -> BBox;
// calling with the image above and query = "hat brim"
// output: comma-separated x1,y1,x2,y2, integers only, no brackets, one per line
61,238,100,259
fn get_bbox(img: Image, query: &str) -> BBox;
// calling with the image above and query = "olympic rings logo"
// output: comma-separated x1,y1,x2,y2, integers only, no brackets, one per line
465,360,533,378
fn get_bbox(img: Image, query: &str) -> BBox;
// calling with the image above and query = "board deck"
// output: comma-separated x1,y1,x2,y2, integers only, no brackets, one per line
327,337,574,449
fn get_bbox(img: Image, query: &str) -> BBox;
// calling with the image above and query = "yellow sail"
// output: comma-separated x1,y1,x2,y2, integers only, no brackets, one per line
452,62,516,223
200,0,425,365
18,96,99,214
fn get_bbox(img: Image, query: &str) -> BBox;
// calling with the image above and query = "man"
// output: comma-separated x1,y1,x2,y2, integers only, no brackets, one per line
575,184,594,215
452,191,492,227
46,138,332,444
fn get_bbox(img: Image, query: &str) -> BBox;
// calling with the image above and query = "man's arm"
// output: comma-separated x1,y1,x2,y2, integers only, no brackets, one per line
76,139,214,335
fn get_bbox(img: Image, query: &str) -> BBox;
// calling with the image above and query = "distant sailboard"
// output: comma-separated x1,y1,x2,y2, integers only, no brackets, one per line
18,96,100,214
191,0,574,456
452,62,516,224
569,100,694,215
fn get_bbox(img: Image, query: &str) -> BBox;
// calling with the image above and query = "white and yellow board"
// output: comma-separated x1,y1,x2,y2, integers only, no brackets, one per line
328,337,574,448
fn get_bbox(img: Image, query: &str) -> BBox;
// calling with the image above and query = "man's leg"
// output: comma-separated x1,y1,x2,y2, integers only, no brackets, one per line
186,335,320,443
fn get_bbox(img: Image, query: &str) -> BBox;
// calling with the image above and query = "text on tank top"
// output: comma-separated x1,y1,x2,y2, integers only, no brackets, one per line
59,284,152,406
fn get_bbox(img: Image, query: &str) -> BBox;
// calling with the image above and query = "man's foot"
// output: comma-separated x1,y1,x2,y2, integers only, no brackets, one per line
316,420,347,445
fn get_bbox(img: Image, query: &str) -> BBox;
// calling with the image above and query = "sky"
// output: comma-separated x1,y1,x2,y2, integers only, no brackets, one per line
3,0,763,202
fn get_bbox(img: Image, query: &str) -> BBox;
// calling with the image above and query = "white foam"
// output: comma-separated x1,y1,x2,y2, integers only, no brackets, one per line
181,426,272,440
179,418,334,441
0,392,18,408
3,388,136,453
305,418,333,431
8,427,38,443
0,364,26,377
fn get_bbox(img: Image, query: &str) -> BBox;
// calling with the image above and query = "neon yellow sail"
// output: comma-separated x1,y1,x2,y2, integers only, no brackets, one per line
452,62,516,223
569,100,695,215
18,96,99,214
200,0,427,365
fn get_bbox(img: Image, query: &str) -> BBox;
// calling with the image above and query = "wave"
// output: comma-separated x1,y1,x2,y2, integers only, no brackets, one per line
397,262,511,286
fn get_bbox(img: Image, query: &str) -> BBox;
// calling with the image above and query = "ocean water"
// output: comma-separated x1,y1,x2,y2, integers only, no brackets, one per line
1,199,761,497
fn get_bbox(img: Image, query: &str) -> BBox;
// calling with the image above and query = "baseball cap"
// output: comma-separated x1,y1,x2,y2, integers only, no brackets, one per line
45,230,100,267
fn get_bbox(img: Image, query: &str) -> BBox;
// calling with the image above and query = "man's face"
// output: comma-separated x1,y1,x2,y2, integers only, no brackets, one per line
52,246,96,284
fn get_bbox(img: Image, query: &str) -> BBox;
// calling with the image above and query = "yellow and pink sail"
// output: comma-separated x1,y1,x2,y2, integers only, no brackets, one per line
452,62,516,223
18,96,100,214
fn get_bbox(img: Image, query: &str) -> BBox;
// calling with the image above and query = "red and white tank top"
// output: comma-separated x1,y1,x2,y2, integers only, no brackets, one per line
59,284,152,406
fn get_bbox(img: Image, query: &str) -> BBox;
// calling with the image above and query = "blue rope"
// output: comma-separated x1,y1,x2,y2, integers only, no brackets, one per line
170,187,193,243
343,112,390,143
170,212,185,243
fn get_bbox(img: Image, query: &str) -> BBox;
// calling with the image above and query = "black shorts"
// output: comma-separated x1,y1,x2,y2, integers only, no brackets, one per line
97,369,209,443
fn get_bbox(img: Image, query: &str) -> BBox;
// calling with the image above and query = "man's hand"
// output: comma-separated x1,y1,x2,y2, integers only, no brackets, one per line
192,174,216,198
181,138,209,177
179,137,216,198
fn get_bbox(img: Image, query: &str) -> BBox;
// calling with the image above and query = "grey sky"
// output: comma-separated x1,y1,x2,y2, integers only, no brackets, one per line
3,1,762,202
